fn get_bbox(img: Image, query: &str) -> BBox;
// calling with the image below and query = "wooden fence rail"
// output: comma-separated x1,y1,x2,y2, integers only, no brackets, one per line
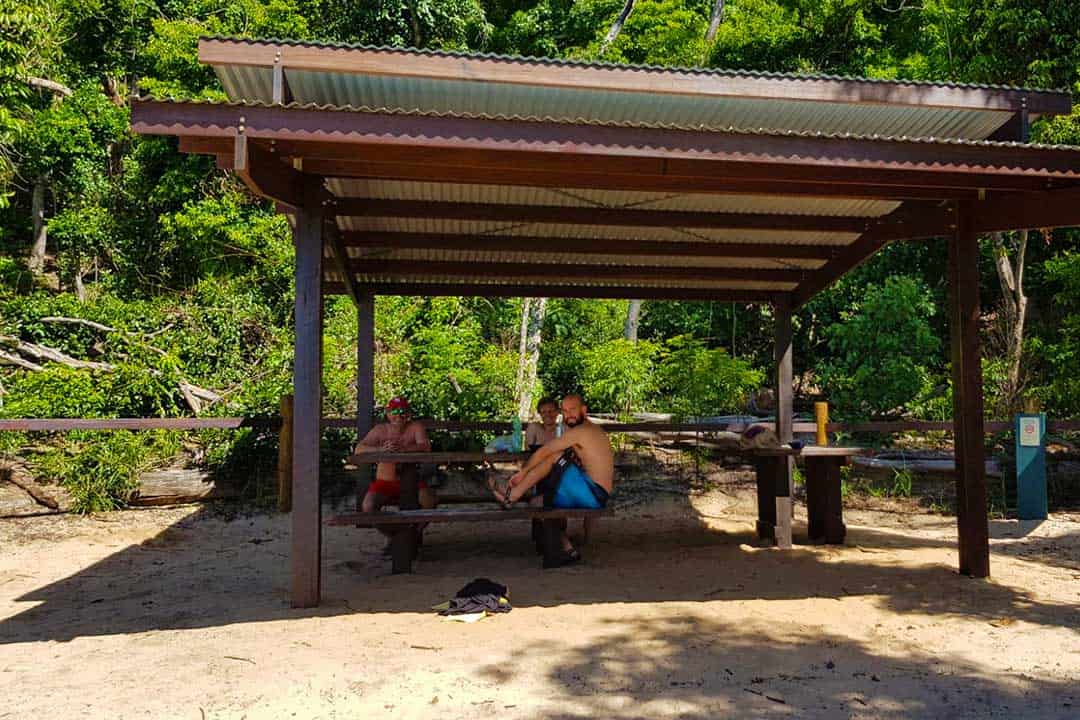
1,418,1078,433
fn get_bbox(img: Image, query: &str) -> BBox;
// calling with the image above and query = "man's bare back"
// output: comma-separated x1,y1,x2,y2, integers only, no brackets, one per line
560,420,614,491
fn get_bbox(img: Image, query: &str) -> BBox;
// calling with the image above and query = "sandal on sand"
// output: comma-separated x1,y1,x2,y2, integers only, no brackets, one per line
486,476,514,509
543,547,581,569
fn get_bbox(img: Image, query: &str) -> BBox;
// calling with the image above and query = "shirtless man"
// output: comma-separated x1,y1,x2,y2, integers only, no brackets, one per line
355,396,434,514
491,394,613,566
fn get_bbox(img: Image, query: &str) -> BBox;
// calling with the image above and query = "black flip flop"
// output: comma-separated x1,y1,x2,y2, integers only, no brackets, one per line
543,547,581,569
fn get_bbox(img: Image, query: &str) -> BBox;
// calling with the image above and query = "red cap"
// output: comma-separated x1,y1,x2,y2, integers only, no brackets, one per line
386,396,410,412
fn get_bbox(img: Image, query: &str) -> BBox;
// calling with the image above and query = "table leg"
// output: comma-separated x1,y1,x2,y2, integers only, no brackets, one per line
806,457,846,544
755,457,792,548
774,456,794,550
391,463,420,574
754,459,776,541
541,518,566,567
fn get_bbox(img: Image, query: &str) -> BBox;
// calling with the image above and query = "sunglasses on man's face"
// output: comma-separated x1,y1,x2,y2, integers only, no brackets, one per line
387,408,407,416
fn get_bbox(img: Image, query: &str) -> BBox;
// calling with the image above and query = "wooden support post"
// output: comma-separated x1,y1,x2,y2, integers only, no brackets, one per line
815,402,829,446
277,394,294,513
356,292,375,440
949,202,991,578
291,177,325,608
773,296,794,549
355,291,376,511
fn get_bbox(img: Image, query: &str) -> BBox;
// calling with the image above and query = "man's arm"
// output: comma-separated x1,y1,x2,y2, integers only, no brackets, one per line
353,425,384,453
518,429,579,474
401,422,432,452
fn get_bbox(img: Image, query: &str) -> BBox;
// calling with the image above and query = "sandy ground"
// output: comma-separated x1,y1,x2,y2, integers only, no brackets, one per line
1,471,1079,720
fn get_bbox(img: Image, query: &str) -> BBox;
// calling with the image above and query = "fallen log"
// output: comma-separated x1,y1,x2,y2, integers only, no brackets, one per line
130,468,238,506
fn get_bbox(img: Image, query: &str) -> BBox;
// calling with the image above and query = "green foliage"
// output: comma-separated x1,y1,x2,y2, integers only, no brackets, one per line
654,335,763,420
818,277,939,419
2,0,1080,513
580,338,657,416
1028,251,1080,417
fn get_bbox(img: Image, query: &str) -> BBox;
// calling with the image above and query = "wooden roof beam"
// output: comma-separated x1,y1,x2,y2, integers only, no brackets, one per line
131,101,1080,193
791,202,955,308
323,216,361,308
232,132,303,208
324,281,778,302
348,259,804,284
341,231,843,260
332,200,871,233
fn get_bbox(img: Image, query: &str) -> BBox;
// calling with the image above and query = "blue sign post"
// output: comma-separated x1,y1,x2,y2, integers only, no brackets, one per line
1015,413,1047,520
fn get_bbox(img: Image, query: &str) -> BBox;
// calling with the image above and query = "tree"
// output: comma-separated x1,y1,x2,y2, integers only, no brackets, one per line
515,297,547,419
818,277,939,419
989,230,1030,412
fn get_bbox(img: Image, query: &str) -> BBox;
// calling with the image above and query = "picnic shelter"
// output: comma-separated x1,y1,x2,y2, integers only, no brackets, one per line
130,36,1080,607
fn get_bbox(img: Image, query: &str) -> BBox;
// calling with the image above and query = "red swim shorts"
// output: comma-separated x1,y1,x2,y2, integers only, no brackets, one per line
366,477,428,501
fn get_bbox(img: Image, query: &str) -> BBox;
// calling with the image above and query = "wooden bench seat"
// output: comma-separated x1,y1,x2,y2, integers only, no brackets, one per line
328,506,609,572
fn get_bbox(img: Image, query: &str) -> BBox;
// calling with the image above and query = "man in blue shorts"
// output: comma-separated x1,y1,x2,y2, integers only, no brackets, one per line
490,394,614,565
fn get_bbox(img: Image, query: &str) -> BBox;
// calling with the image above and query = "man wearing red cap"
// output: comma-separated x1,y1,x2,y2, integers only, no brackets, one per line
355,396,434,517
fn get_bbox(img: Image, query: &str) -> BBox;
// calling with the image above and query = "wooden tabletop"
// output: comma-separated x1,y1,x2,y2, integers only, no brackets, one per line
347,451,528,465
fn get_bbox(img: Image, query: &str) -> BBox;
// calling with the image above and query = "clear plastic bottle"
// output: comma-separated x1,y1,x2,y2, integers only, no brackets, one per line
555,416,564,438
511,415,523,451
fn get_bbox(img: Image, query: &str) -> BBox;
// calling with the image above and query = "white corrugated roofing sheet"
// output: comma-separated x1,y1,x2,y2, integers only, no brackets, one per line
325,179,900,218
346,247,825,270
336,216,857,246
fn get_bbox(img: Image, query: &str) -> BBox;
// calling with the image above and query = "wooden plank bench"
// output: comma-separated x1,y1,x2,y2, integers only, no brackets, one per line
327,507,608,573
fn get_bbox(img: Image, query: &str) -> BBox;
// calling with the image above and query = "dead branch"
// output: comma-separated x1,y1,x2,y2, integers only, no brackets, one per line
0,335,115,371
40,316,118,333
0,335,220,413
0,349,43,371
26,77,72,97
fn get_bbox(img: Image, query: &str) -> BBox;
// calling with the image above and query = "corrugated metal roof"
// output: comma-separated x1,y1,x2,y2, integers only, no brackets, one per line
138,95,1080,151
336,217,857,246
346,247,825,270
204,36,1065,94
325,179,900,218
276,69,1009,141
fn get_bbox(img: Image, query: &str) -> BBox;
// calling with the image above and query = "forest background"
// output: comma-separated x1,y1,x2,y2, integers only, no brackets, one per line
2,0,1079,511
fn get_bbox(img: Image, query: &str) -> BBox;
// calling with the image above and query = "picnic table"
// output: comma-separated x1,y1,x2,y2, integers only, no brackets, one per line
331,445,864,571
748,446,866,548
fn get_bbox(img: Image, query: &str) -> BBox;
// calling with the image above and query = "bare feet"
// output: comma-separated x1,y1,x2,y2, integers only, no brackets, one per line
486,475,513,509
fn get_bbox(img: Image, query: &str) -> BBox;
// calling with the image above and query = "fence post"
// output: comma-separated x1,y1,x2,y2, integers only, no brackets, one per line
815,401,829,446
278,393,294,513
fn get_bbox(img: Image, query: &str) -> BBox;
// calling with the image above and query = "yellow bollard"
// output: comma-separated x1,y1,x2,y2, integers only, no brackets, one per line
814,401,829,446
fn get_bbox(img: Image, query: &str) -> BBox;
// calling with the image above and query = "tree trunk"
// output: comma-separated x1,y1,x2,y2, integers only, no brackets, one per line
705,0,726,42
991,230,1029,411
28,177,47,275
74,262,87,303
624,299,642,343
600,0,636,53
516,298,547,419
405,0,423,47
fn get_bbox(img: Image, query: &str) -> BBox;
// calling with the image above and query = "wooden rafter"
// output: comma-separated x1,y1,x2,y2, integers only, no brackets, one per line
132,101,1080,192
326,282,779,302
347,259,803,284
332,200,871,233
341,231,843,260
